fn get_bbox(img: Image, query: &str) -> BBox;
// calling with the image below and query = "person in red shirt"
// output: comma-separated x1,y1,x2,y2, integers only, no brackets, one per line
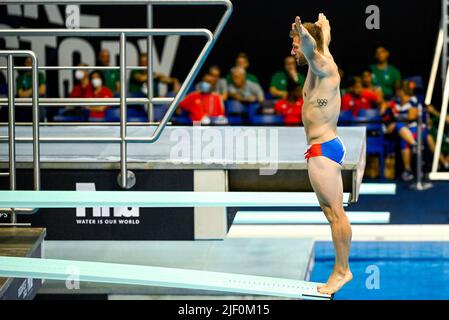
58,63,93,120
70,63,93,98
179,74,227,124
274,85,303,125
86,71,113,121
341,77,377,116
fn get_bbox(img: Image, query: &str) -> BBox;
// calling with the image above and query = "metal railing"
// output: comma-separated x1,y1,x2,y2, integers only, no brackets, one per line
0,0,233,190
0,50,40,222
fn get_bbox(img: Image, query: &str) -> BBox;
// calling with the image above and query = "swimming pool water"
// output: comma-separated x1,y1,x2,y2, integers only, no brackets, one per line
311,242,449,300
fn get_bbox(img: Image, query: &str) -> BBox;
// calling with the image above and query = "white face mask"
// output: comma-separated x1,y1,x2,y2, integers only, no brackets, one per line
91,78,102,88
75,70,85,80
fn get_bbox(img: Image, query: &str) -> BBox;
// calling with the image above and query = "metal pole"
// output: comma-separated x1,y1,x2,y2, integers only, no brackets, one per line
119,32,128,189
7,55,16,224
30,52,40,190
147,3,154,123
410,103,432,190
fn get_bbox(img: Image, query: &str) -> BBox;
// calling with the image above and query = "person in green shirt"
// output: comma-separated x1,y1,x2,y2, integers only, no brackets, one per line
269,55,305,99
98,49,120,96
226,52,259,84
129,52,180,97
16,56,46,121
369,46,401,100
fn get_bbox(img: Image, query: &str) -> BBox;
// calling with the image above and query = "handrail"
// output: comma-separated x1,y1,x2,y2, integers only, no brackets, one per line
0,0,233,189
0,97,174,106
0,50,40,222
0,28,212,37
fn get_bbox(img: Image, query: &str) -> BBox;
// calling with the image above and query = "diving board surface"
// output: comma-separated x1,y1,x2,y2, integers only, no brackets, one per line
0,191,351,208
0,256,332,300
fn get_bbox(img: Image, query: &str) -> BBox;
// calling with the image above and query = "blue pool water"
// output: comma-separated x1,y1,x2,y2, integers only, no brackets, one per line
311,242,449,300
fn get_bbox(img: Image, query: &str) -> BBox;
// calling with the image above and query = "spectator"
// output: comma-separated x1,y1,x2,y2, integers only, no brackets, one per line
380,83,420,181
274,85,303,125
228,67,264,105
195,65,228,101
129,52,180,97
86,71,113,121
341,77,377,116
369,46,401,99
16,56,46,121
361,70,383,103
226,52,259,84
98,49,120,96
179,73,227,124
70,63,92,98
270,56,305,100
58,63,92,119
426,104,449,170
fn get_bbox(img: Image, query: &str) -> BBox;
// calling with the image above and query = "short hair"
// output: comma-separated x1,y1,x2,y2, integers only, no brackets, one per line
89,70,105,82
231,66,246,76
208,65,221,73
236,52,249,60
290,22,324,52
349,76,362,87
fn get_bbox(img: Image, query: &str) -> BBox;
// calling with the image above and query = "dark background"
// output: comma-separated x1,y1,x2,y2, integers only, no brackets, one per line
0,0,443,97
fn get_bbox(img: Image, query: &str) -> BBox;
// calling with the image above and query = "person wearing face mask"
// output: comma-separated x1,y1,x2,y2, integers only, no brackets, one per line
178,74,227,124
86,71,113,121
56,63,94,120
70,63,93,98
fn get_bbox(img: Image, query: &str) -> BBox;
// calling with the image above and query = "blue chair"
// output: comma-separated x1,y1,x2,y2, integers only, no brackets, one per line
338,110,354,126
105,108,148,122
249,114,284,125
153,105,170,121
225,100,246,115
358,109,381,121
171,115,192,125
53,108,89,122
355,115,385,178
227,115,244,125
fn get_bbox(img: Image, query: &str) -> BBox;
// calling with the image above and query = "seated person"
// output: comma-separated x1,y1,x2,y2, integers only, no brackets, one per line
369,46,402,100
195,65,228,101
380,83,420,181
270,56,305,100
16,56,46,121
98,49,120,96
361,70,383,103
341,77,378,116
86,71,113,121
274,85,303,125
228,67,264,105
226,52,259,84
58,63,92,119
129,52,180,97
70,63,92,98
178,74,227,125
426,104,449,170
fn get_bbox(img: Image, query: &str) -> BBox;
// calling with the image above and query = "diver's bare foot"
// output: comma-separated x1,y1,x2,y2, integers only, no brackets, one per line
317,269,353,295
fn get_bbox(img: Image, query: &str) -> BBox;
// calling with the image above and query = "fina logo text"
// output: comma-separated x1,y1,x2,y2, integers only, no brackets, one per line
75,183,140,225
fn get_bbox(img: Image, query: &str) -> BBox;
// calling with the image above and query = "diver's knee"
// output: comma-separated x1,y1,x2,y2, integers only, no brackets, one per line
323,205,346,224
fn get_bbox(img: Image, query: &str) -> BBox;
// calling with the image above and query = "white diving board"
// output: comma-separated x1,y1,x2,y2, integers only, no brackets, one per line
0,191,351,208
0,256,332,300
234,211,391,225
359,183,396,195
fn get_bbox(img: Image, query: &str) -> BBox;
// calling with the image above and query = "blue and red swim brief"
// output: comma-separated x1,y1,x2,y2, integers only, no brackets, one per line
304,136,346,165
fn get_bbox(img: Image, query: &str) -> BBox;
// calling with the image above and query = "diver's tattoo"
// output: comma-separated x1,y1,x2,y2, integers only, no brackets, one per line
317,98,328,107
